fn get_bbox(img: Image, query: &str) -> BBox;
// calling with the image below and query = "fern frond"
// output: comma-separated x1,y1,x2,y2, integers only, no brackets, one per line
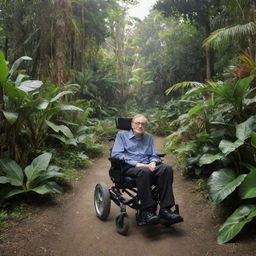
165,81,205,95
203,21,256,49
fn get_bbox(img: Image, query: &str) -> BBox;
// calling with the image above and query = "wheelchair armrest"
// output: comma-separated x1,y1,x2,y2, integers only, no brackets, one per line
157,153,166,158
108,157,124,164
107,137,115,142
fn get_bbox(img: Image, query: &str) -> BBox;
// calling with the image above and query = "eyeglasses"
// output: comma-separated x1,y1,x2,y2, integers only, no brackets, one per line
133,122,147,127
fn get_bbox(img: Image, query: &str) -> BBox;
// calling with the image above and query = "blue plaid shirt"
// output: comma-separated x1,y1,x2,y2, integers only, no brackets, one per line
111,129,160,166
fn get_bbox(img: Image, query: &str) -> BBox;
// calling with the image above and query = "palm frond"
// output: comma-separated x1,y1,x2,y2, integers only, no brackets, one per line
165,81,205,95
203,21,256,49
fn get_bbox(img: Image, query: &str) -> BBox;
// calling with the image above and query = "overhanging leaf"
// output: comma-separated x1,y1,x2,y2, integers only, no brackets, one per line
207,168,246,204
217,204,256,244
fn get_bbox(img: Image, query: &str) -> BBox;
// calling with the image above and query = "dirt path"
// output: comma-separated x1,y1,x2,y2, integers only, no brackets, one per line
1,137,256,256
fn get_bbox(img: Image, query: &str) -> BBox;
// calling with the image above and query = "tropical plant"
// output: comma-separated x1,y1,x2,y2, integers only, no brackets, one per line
0,152,64,205
0,51,84,165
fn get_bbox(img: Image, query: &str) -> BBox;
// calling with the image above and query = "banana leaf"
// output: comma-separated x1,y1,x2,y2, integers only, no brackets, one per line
24,153,52,183
0,158,24,186
208,168,246,203
217,204,256,244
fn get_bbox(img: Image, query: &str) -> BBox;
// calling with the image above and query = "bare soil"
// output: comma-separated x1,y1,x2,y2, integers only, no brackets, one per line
1,137,256,256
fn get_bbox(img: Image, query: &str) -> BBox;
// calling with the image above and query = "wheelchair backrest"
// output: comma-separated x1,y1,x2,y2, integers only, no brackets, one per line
115,118,132,130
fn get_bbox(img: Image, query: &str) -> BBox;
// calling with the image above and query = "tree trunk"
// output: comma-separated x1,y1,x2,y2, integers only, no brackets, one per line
53,0,72,87
205,20,214,80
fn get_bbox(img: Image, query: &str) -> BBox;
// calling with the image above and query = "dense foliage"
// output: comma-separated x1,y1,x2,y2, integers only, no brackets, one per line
1,0,256,244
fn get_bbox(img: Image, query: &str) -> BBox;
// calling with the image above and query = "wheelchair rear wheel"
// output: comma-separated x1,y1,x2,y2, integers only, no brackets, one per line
115,212,129,235
94,182,111,220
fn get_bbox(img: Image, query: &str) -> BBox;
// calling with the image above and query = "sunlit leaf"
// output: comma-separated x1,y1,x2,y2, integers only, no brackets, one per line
17,80,43,93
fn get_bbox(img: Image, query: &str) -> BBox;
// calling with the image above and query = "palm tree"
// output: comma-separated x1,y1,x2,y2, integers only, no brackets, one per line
203,0,256,56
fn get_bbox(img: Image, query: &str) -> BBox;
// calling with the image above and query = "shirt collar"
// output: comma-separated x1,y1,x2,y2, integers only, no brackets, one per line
128,129,144,139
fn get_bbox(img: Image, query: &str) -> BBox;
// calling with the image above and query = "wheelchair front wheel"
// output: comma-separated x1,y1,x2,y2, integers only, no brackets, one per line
94,182,111,220
116,212,129,235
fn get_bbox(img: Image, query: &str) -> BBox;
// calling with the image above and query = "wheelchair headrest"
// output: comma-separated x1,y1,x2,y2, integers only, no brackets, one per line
115,118,132,130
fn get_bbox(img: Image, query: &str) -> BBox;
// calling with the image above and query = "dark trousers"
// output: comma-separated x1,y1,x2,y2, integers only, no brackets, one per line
125,164,175,210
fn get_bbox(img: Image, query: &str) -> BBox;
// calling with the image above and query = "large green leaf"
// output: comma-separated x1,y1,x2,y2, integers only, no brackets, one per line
30,181,63,195
236,116,256,141
239,165,256,199
24,153,52,183
208,168,246,203
45,120,74,138
219,139,244,155
32,171,64,187
217,204,256,244
0,158,24,186
199,153,224,167
17,80,43,93
2,111,19,125
0,51,8,83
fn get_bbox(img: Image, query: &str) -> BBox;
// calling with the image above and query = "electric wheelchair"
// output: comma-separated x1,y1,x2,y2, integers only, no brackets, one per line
93,118,181,235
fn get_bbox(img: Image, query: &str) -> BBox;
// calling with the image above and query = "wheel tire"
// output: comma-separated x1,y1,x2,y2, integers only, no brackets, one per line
94,182,111,220
115,212,129,235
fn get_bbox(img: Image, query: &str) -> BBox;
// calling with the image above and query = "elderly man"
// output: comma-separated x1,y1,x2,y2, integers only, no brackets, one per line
111,114,183,224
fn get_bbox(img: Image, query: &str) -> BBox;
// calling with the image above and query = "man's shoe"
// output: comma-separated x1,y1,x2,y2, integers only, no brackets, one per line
141,210,160,225
159,208,183,224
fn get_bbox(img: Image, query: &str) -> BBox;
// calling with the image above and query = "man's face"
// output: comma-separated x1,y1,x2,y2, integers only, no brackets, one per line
131,117,147,136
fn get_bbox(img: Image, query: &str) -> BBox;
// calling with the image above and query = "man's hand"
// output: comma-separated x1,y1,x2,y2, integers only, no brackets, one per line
136,162,156,172
148,162,156,172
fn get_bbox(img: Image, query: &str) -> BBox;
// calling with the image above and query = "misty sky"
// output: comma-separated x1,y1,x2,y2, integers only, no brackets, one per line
127,0,157,19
